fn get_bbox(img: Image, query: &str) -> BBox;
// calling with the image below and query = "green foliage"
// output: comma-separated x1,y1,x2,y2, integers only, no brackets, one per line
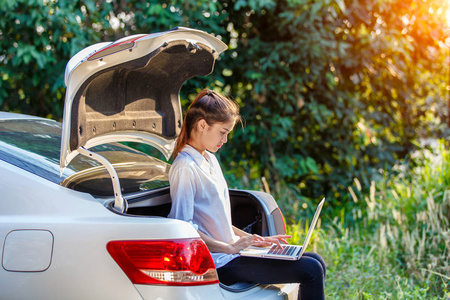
1,0,448,202
287,141,449,298
0,0,113,118
218,0,449,203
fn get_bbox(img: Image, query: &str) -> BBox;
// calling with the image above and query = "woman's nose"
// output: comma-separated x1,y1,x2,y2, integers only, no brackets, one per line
222,135,228,143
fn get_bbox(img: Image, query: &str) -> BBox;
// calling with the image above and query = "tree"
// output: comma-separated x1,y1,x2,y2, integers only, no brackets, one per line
214,0,449,207
1,0,448,211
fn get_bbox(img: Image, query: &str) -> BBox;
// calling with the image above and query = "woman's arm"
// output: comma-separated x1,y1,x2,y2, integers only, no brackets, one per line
232,226,251,237
197,230,236,254
198,230,270,254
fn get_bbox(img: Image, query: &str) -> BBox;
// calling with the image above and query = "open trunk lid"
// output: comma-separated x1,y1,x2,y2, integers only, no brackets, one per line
59,27,227,211
60,27,227,170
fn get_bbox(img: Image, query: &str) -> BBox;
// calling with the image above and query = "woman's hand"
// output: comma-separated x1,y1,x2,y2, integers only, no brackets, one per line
228,234,267,253
229,234,292,254
261,234,291,246
198,229,292,255
251,234,291,249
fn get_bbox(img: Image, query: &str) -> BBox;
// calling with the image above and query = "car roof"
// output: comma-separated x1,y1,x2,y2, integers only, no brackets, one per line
0,111,48,121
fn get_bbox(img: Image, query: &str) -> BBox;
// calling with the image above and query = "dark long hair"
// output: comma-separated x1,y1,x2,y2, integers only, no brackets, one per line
172,89,241,160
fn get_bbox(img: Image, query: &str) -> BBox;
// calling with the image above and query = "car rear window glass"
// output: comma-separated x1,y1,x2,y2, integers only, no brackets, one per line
0,118,170,195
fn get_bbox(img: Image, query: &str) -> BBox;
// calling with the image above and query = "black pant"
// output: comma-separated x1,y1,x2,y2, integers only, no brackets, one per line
217,252,326,300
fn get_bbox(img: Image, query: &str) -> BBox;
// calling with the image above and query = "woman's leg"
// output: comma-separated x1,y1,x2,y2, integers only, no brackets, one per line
217,252,325,300
302,252,326,278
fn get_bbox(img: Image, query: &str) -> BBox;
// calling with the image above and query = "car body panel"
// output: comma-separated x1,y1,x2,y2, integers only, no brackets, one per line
0,153,293,299
135,284,289,300
0,159,199,300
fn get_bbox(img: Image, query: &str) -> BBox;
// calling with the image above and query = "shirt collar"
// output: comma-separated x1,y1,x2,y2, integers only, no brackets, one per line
181,145,212,170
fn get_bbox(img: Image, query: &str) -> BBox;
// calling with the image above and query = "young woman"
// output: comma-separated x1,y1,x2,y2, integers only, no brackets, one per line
168,89,326,300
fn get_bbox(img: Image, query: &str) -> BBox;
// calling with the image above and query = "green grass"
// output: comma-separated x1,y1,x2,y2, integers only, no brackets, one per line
284,141,450,299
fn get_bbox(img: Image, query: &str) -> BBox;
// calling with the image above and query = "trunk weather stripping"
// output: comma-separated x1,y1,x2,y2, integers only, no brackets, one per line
78,147,128,213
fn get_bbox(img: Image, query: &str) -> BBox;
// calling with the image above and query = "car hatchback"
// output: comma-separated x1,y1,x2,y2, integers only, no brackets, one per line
0,27,298,299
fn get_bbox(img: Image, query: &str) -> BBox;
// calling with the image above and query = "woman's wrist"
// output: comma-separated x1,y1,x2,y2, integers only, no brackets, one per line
227,243,239,254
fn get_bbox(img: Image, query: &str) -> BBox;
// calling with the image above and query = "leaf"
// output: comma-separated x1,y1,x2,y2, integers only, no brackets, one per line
84,1,97,13
305,157,319,173
310,2,322,19
234,0,247,10
335,0,346,13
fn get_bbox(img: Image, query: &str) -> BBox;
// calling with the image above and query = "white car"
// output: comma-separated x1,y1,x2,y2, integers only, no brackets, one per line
0,27,298,299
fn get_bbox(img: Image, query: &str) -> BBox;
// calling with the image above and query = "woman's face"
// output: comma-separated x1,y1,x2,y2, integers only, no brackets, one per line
198,119,236,153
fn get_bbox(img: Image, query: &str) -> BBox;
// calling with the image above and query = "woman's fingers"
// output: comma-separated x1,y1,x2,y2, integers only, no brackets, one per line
251,240,273,247
251,234,265,241
234,234,292,252
269,235,291,244
259,235,292,249
272,235,292,240
232,235,261,251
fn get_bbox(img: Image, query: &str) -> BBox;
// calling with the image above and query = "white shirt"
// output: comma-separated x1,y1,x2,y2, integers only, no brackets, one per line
168,145,239,268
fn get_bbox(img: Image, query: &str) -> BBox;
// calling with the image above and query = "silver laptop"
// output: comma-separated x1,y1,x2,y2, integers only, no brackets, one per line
239,198,325,261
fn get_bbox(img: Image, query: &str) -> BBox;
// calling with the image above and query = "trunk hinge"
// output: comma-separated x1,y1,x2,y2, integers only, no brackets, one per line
77,147,128,213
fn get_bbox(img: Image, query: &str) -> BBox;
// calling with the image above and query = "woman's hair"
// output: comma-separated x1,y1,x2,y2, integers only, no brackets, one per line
172,89,241,160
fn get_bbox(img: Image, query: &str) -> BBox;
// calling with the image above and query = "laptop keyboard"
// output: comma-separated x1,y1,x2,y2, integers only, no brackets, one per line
267,244,298,256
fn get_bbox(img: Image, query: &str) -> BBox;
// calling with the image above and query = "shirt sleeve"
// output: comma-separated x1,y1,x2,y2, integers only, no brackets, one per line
168,165,198,230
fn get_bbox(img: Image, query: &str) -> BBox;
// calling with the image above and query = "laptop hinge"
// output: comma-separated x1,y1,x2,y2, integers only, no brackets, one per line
77,146,128,213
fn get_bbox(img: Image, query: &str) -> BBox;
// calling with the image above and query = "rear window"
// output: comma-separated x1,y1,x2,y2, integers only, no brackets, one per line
0,118,170,196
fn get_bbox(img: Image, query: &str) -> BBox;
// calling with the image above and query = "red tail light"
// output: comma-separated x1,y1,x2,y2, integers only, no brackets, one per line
107,239,219,286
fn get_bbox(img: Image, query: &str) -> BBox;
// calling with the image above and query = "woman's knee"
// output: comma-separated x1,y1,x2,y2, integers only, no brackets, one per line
303,252,326,277
298,256,325,283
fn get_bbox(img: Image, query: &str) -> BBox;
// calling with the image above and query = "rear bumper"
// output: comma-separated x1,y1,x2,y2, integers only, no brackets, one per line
135,283,298,300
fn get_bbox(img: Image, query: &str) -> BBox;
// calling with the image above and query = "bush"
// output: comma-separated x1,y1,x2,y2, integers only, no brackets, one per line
284,140,449,298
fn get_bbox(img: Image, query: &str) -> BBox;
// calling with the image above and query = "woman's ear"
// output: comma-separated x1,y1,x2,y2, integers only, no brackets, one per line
197,119,208,132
